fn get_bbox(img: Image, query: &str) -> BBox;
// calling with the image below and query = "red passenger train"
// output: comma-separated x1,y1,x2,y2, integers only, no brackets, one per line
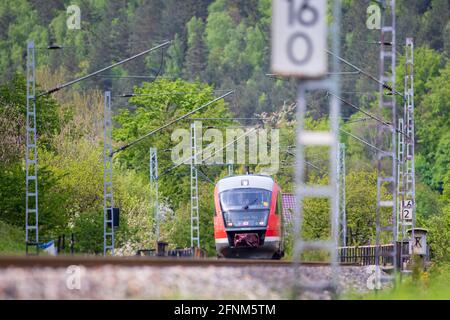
214,175,285,259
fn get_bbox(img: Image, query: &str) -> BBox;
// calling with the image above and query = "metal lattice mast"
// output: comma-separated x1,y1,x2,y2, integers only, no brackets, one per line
397,117,405,242
375,0,398,274
228,163,234,176
103,91,115,256
337,143,347,247
21,42,170,256
405,37,416,231
149,147,160,241
400,38,416,270
293,0,341,296
190,123,200,248
25,40,39,255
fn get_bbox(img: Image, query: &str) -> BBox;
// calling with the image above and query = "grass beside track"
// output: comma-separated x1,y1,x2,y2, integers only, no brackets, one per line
346,263,450,300
0,221,24,254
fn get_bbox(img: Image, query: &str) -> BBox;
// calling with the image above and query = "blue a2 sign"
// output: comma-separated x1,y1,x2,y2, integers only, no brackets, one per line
271,0,328,78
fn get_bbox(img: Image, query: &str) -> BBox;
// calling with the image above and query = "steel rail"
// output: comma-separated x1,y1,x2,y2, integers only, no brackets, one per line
0,256,358,269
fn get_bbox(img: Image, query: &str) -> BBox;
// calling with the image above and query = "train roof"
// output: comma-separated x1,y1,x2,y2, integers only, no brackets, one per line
216,175,275,193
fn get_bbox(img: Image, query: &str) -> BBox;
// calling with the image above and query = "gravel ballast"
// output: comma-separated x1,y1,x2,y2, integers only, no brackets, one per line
0,265,388,299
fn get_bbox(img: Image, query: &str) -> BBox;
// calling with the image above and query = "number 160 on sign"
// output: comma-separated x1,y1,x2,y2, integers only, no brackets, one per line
271,0,328,78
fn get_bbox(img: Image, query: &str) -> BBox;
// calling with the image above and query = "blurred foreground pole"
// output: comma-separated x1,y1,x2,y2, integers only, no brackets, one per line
271,0,342,298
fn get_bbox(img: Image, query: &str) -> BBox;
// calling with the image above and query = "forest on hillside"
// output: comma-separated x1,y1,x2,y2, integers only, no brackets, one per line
0,0,449,260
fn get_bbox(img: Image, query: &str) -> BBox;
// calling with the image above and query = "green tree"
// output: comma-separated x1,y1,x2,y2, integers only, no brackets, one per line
0,74,61,150
345,170,389,246
127,0,163,76
425,207,450,263
0,0,49,79
0,74,66,236
88,0,130,88
113,79,231,210
417,0,450,51
183,17,207,81
396,47,448,191
416,181,444,219
165,34,184,79
417,61,450,190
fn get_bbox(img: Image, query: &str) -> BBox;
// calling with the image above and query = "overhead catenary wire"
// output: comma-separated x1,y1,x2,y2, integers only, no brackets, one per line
197,167,215,185
284,129,393,173
153,46,166,81
285,128,394,162
327,91,407,136
341,91,378,96
159,126,260,179
114,90,233,98
269,50,405,99
266,71,360,79
95,75,173,79
37,41,172,97
225,82,396,134
26,40,171,255
287,129,395,160
187,117,263,121
328,91,391,127
284,150,327,174
202,127,259,165
35,45,72,50
339,128,389,156
345,117,373,124
112,90,234,155
202,125,261,129
326,49,405,99
253,93,391,134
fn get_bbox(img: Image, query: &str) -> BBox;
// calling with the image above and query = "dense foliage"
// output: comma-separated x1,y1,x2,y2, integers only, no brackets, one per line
0,1,448,262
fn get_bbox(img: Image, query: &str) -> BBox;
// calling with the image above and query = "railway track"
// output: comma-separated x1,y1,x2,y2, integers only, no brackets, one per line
0,256,358,268
0,256,370,299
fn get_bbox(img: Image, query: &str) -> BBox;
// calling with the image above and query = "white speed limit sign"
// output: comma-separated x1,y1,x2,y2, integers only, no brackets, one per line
271,0,328,78
401,200,414,221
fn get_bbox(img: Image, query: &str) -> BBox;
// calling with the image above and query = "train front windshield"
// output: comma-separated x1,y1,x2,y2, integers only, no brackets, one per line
219,188,271,228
